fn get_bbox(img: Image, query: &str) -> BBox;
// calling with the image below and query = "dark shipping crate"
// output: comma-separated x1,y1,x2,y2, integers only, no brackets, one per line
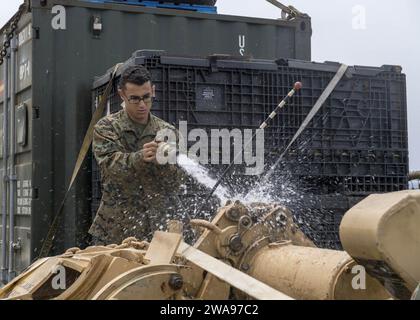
92,50,409,249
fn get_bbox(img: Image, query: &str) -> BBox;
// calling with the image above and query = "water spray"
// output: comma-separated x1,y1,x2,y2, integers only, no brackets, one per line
194,81,302,216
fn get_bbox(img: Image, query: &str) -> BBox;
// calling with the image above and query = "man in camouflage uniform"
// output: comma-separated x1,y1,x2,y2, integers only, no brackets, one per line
89,66,185,245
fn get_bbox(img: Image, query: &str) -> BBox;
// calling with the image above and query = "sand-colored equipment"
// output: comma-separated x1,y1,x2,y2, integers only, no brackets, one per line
340,190,420,300
0,191,419,300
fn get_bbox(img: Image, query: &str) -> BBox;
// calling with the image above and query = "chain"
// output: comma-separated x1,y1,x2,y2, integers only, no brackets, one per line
0,4,26,66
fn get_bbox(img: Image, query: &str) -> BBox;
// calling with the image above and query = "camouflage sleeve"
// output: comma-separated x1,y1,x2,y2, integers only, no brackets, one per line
93,120,146,179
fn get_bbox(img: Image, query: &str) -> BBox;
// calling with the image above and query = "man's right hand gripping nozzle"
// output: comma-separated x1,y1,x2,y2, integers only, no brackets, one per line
142,141,159,163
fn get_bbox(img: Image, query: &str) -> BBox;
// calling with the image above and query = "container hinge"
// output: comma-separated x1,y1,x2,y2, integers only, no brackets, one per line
33,27,40,40
32,106,40,119
12,238,22,252
32,187,39,200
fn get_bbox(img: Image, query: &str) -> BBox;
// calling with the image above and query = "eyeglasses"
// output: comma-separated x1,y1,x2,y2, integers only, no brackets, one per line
126,94,154,105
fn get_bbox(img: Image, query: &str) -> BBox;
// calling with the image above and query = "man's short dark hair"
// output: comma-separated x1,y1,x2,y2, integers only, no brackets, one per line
119,65,152,89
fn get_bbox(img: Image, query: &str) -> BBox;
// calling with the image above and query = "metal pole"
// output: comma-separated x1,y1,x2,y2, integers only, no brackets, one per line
8,36,17,282
265,0,294,15
1,35,10,284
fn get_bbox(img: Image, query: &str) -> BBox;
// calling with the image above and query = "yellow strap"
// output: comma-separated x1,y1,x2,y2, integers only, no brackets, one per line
37,63,123,259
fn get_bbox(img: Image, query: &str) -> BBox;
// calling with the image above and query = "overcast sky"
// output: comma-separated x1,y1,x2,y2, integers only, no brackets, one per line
1,0,419,170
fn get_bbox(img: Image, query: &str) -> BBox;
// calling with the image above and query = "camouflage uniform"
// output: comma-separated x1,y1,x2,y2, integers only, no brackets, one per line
89,106,185,245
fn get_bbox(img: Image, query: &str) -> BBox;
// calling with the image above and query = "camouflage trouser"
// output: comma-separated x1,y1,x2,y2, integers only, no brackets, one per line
143,194,187,239
89,194,187,245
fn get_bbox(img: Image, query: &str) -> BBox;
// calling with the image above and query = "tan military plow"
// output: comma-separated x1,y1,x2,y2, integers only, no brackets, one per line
0,190,419,300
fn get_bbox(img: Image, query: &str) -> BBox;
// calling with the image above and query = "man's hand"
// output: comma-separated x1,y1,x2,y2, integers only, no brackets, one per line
142,141,159,163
